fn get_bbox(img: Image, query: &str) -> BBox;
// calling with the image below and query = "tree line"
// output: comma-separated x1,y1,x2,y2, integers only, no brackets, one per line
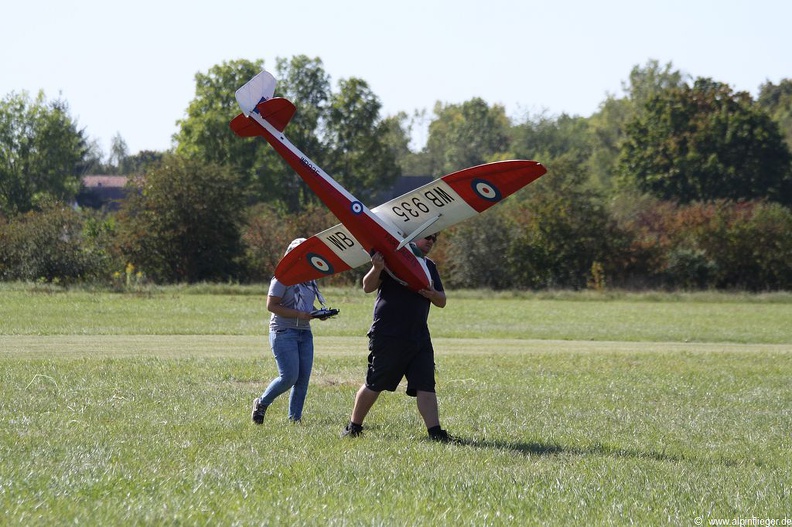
1,57,791,290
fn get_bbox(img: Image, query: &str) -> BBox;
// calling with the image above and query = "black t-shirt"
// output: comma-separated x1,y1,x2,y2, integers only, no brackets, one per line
368,259,443,340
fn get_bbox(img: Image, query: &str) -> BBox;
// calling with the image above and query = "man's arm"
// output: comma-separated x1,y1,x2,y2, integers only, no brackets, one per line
362,252,385,293
419,287,446,308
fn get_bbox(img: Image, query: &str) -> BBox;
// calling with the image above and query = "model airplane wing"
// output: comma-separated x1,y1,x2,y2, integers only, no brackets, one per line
372,160,545,244
274,224,370,284
274,160,546,283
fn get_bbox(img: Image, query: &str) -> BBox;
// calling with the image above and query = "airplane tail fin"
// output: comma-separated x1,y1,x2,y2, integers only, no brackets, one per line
235,70,276,116
231,70,297,136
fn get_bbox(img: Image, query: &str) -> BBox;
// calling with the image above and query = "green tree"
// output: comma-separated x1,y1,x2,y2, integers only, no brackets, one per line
424,98,511,176
81,137,106,175
380,112,413,172
586,60,687,193
122,150,165,175
116,154,247,283
512,112,591,164
323,77,400,204
757,78,792,150
107,132,129,175
275,55,331,137
586,96,631,192
0,91,90,214
272,56,332,210
175,56,335,210
174,58,267,195
381,110,435,177
618,78,792,205
624,59,687,111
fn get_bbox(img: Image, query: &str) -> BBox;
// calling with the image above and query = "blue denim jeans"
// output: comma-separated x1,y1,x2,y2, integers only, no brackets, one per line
259,328,314,420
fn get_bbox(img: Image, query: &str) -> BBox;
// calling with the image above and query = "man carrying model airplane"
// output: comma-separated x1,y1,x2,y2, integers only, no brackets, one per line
342,233,455,442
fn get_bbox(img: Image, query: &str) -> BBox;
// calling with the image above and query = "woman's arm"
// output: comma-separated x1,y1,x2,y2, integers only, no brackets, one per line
267,295,313,320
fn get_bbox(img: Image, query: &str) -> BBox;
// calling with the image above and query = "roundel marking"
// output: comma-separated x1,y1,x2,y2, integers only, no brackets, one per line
350,201,364,215
307,252,334,275
471,178,502,202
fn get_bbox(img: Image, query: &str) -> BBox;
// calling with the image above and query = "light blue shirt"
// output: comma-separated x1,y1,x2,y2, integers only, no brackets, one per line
268,278,317,331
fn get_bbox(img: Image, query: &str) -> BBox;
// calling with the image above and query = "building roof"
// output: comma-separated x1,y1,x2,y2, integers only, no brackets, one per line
372,175,434,204
82,175,128,188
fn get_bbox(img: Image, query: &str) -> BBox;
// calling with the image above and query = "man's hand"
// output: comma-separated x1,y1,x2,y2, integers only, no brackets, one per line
419,287,447,308
370,251,385,270
363,252,386,293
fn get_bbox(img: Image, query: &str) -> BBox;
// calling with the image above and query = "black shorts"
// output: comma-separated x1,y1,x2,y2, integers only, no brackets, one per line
365,334,436,397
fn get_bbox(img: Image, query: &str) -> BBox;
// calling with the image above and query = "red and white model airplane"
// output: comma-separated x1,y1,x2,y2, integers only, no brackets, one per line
230,71,547,292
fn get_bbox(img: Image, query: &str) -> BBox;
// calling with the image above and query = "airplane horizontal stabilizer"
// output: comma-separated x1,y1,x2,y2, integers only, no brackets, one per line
229,98,297,138
229,113,261,137
253,98,296,133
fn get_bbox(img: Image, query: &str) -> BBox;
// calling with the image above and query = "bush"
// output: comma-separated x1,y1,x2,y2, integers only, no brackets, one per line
442,192,625,291
611,198,792,291
0,202,108,283
664,248,717,289
442,209,516,289
700,201,792,290
116,155,247,283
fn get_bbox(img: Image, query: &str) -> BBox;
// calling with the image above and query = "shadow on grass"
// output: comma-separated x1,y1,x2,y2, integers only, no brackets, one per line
335,425,742,467
451,437,726,465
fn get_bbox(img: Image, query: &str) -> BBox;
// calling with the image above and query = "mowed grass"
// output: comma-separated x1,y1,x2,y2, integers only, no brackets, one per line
1,286,791,525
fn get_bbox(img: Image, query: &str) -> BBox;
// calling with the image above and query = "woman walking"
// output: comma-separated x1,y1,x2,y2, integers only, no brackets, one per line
252,238,330,424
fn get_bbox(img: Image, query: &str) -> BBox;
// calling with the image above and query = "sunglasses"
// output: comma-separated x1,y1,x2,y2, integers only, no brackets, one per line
424,235,438,242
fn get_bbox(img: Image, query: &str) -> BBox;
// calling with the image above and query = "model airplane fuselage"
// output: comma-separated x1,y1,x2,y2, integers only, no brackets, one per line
230,71,547,292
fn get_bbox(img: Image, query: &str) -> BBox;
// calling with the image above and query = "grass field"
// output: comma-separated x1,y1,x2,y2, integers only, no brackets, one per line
1,285,791,525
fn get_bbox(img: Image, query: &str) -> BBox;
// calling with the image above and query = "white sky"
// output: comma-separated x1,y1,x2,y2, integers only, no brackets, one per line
2,0,790,156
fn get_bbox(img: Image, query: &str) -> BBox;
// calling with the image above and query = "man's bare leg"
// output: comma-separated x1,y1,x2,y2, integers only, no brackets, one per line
416,390,440,429
350,385,380,425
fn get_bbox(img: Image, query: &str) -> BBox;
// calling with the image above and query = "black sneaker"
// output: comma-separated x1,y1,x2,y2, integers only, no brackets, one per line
428,428,459,443
251,398,268,425
341,422,363,438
